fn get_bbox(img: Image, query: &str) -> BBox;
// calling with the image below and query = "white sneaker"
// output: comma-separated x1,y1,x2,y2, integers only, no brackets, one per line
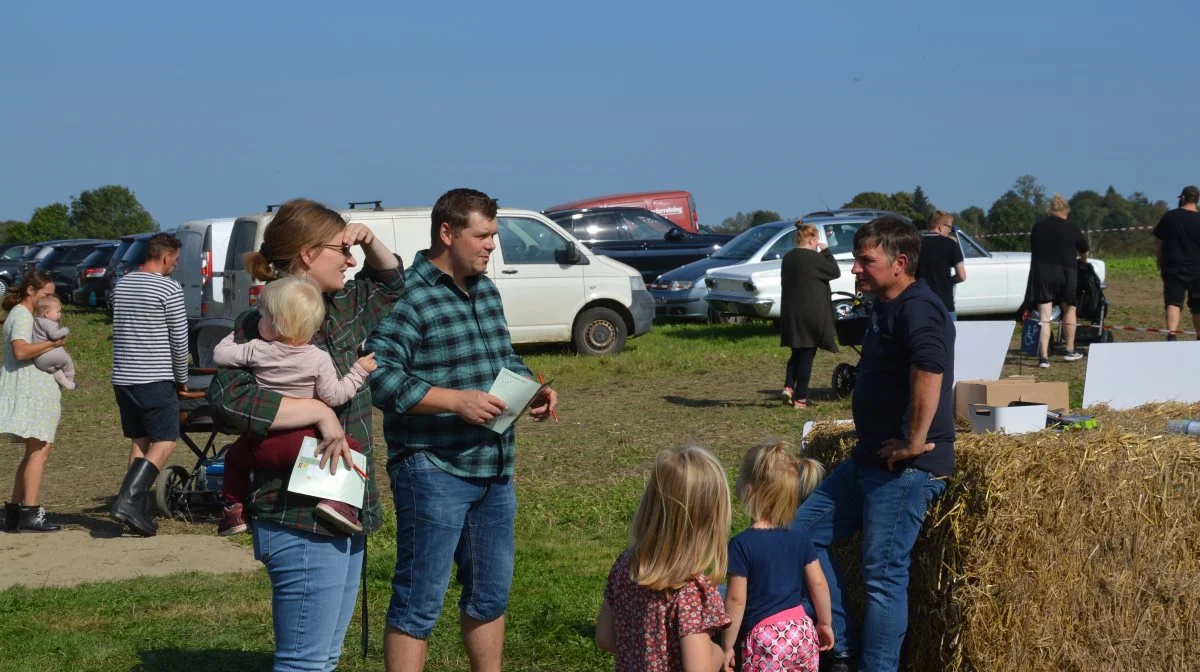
1038,359,1051,369
1063,351,1083,362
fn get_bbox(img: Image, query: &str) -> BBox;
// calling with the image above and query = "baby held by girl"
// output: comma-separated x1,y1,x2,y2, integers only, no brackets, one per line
596,440,833,672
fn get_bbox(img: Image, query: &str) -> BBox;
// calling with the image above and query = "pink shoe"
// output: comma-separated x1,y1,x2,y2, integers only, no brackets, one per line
782,386,794,402
316,499,363,534
218,502,248,536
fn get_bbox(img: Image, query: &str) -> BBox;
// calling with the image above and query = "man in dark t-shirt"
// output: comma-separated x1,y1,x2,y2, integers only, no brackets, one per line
916,210,966,319
1154,185,1200,341
791,216,954,670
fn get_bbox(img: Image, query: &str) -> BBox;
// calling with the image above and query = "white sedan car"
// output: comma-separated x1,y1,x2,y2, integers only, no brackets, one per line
704,228,1105,319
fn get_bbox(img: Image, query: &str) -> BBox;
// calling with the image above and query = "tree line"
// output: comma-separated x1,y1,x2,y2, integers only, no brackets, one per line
718,175,1169,256
1,185,157,244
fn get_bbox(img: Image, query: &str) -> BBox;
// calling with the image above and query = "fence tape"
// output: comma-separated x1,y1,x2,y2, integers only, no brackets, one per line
974,225,1155,239
1031,319,1196,335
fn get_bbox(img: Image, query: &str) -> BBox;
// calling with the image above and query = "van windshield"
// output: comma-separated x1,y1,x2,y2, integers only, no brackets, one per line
711,225,786,260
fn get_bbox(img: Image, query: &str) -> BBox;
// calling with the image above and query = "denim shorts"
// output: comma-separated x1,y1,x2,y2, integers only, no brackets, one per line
113,381,179,442
387,451,516,639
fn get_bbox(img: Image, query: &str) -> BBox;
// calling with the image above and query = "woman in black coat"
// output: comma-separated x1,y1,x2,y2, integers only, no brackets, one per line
780,222,841,408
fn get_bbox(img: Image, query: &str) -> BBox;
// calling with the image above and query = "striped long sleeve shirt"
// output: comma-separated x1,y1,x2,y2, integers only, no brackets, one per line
110,271,189,385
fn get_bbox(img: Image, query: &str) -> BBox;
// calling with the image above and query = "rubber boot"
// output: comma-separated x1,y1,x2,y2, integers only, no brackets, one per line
110,458,159,537
3,502,18,532
16,505,60,532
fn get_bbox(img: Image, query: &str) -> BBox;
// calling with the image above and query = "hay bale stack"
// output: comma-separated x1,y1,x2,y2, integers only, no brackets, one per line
803,403,1200,671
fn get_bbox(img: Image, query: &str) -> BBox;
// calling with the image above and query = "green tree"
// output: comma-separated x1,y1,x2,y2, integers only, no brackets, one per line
0,220,24,243
716,209,782,234
957,206,986,235
911,185,934,219
843,192,894,211
26,203,72,242
68,185,157,239
1014,175,1047,212
3,222,32,243
985,190,1035,251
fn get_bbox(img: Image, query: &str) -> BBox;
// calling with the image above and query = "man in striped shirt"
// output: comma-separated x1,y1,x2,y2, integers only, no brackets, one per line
109,233,189,537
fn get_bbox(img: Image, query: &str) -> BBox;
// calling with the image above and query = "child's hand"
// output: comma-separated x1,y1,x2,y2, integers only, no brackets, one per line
356,352,377,374
817,622,835,651
723,647,735,671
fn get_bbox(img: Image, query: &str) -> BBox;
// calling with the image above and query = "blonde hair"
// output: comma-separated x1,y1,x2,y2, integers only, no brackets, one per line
1049,193,1070,215
795,222,819,246
628,444,731,591
35,294,62,317
258,276,326,342
243,198,347,282
929,210,954,230
735,439,826,529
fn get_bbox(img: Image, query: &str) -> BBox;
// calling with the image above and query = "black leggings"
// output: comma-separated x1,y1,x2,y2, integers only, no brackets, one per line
785,347,818,401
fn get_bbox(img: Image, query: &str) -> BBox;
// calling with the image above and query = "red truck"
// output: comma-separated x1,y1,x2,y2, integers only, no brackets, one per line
545,190,699,233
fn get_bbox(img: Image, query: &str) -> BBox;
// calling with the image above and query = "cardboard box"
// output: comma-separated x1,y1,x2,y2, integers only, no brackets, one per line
954,378,1070,420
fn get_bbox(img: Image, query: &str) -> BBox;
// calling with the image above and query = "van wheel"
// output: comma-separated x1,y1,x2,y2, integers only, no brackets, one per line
573,307,627,356
0,278,7,296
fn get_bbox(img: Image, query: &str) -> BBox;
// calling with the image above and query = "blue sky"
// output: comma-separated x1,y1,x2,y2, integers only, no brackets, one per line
1,0,1194,229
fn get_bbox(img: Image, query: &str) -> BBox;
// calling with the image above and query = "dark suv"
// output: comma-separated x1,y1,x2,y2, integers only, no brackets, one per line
71,242,120,307
545,207,733,284
26,239,112,302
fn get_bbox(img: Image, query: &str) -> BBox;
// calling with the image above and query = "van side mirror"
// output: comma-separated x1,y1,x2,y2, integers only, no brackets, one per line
558,242,585,265
665,228,687,242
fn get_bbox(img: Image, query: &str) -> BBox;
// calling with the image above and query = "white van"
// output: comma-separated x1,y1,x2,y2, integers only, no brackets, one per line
175,218,236,325
217,204,655,355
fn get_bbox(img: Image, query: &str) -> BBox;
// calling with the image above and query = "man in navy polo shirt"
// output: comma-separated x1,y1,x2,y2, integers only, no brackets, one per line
793,216,955,671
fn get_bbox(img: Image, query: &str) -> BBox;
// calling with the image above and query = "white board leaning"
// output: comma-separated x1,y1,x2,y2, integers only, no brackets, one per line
1082,341,1200,410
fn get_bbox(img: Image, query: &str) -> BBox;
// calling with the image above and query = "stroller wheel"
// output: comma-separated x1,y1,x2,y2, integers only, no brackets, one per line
154,465,190,517
832,363,857,399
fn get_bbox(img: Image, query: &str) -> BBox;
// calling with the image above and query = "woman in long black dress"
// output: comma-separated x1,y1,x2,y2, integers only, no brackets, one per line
779,222,841,408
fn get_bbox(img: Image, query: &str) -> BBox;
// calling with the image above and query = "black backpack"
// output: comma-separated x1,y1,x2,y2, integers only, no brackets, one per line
1076,261,1105,320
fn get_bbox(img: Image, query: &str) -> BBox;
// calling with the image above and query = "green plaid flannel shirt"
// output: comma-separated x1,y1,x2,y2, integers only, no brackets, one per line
207,264,404,536
366,251,532,481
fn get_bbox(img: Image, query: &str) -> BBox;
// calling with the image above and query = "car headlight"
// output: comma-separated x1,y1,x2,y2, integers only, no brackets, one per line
705,278,716,289
630,275,646,291
742,281,757,292
667,280,694,291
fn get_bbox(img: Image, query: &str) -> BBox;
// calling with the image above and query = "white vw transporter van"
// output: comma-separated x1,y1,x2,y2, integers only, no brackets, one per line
215,203,654,355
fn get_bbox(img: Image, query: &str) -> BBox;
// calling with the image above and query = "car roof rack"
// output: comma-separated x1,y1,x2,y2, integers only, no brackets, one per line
348,200,384,211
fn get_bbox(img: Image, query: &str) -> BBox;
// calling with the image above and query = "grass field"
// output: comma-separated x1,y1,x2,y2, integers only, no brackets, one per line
0,258,1179,671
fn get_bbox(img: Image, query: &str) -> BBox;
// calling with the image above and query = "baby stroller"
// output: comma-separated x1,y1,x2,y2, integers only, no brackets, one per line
1055,260,1112,349
153,323,236,517
830,292,873,399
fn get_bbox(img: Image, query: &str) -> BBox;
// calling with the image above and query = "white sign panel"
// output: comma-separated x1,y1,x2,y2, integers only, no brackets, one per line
1082,341,1200,409
952,321,1012,386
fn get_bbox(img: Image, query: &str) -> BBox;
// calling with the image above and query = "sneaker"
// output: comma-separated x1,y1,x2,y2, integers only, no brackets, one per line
1063,351,1083,362
1038,358,1051,369
1168,334,1178,342
781,386,793,401
316,499,363,534
217,502,248,536
793,399,809,409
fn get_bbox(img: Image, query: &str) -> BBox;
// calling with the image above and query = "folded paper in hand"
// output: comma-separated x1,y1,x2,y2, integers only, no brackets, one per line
287,436,367,507
484,368,551,434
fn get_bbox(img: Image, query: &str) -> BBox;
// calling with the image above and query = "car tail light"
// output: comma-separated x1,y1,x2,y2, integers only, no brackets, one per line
202,250,212,284
84,267,106,278
249,283,263,306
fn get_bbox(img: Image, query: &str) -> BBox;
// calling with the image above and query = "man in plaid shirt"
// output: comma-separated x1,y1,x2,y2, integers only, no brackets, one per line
367,188,558,672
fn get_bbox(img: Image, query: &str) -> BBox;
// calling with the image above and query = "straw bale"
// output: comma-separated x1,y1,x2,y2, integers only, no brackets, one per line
802,403,1200,671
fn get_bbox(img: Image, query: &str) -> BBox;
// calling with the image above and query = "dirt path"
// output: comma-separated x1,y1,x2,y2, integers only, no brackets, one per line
0,529,258,589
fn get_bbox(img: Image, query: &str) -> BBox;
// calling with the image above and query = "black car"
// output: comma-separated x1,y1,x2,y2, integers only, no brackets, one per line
26,239,112,302
545,207,733,284
0,244,37,295
71,242,120,307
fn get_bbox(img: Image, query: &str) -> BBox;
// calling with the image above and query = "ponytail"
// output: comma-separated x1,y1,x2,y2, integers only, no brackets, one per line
2,272,53,312
243,250,278,283
796,457,827,503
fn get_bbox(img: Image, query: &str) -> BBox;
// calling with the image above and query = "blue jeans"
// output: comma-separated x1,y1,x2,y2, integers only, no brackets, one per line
387,451,516,638
792,460,946,671
252,521,365,672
